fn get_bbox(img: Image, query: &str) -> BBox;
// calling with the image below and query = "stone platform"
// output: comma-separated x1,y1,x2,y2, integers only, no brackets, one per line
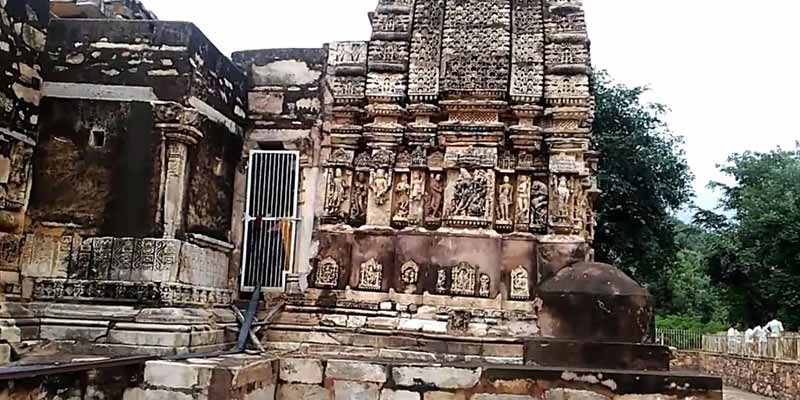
132,355,723,400
1,302,238,357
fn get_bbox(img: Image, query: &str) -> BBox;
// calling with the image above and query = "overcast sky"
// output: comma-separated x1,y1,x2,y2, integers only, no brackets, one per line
149,0,800,213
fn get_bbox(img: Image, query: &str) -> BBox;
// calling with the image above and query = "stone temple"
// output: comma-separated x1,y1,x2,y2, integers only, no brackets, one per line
0,0,722,399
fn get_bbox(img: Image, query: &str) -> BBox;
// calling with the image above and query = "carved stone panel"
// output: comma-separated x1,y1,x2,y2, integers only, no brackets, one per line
425,172,445,226
401,260,419,294
445,168,494,228
496,175,515,227
479,274,491,298
392,172,412,225
441,0,512,97
515,175,532,230
510,266,530,300
451,262,477,296
349,171,368,224
358,258,383,291
408,0,445,101
530,179,549,232
510,0,545,103
315,257,339,288
324,167,352,222
368,167,394,226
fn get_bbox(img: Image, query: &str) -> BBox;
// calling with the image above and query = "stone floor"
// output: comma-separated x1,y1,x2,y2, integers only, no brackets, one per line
725,387,774,400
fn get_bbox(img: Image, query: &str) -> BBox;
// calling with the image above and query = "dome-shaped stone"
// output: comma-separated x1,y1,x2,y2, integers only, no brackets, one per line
537,262,654,343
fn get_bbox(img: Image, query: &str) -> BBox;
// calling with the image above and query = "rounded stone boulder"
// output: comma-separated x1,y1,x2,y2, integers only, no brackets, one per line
536,262,654,343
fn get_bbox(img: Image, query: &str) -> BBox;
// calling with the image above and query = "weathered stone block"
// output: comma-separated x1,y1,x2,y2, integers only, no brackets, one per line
141,389,194,400
471,395,538,400
0,326,21,343
423,393,465,400
244,384,277,400
276,384,331,400
40,325,108,342
381,389,420,400
144,361,213,390
333,381,380,400
108,330,190,348
546,388,611,400
327,360,387,383
0,343,10,364
279,358,324,384
392,367,481,389
348,315,368,328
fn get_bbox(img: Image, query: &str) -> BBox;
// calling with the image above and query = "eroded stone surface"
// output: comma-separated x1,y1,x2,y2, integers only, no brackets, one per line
327,360,388,383
381,389,421,400
280,358,324,384
333,381,381,400
277,384,331,400
546,388,611,400
392,367,481,389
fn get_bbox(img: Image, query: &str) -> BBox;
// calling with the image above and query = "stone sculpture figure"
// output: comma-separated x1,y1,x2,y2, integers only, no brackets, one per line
450,169,489,218
511,266,529,300
316,257,339,288
359,258,383,291
370,169,391,206
325,168,349,217
427,173,444,218
436,269,447,293
479,274,490,298
394,173,411,219
351,171,369,219
411,173,424,202
555,176,572,221
531,180,549,227
497,176,514,223
516,176,531,224
451,262,477,296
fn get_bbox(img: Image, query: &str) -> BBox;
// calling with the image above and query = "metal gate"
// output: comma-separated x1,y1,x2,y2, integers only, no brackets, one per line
241,150,300,291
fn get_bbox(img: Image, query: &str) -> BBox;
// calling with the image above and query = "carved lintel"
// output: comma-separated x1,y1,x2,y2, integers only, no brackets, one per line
154,102,204,145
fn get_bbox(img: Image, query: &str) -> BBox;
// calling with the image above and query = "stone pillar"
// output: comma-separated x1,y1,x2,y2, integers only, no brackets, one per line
154,102,203,239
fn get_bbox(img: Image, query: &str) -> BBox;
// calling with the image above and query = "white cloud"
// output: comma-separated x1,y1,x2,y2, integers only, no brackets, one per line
149,0,800,212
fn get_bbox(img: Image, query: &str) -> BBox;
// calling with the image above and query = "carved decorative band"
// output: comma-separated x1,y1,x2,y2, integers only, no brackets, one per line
32,278,234,307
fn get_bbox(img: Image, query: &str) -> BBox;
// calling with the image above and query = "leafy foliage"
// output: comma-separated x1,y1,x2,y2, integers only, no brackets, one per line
655,315,727,334
701,147,800,329
592,72,694,309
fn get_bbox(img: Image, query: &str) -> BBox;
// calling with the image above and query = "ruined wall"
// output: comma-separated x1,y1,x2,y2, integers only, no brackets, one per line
231,48,327,285
0,0,47,233
674,351,800,400
0,364,143,400
186,118,241,241
0,0,48,298
30,99,160,237
45,18,247,130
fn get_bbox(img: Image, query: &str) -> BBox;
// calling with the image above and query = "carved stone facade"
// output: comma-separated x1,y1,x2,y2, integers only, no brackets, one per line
313,0,597,300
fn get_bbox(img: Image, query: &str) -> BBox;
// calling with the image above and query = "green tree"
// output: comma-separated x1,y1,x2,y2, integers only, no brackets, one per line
703,147,800,328
592,73,694,310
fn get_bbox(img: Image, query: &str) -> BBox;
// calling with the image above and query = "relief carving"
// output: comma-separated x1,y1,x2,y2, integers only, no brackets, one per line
479,274,491,298
316,257,339,288
370,169,392,206
510,266,530,300
394,173,411,220
449,169,490,218
359,258,383,291
451,262,477,296
516,176,531,225
436,268,448,294
496,176,514,224
324,168,350,218
552,175,573,224
427,173,445,219
351,172,369,221
531,180,549,229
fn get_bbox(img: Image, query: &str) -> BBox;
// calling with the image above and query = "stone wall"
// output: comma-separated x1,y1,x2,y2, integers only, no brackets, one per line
0,0,48,237
30,99,160,236
45,18,247,133
0,364,143,399
136,356,723,400
673,351,800,400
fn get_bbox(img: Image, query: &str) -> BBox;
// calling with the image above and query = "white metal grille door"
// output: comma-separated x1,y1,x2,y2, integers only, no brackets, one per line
241,150,300,291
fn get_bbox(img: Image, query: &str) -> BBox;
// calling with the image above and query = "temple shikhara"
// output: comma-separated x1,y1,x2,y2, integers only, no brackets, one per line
0,0,723,399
